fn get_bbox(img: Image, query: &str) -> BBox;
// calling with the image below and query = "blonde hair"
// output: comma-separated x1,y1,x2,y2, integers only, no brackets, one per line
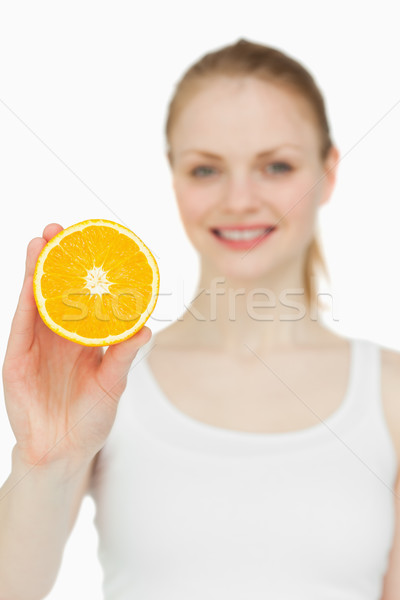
165,38,334,310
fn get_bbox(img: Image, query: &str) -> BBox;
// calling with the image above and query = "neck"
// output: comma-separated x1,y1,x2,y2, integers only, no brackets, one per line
175,256,331,354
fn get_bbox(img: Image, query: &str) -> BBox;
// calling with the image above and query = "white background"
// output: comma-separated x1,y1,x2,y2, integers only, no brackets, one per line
1,1,400,598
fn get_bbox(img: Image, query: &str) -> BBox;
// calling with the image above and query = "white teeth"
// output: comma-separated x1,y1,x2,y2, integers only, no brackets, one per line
216,228,272,241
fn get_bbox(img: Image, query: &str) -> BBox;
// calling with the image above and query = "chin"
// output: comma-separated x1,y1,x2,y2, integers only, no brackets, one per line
205,256,280,286
203,244,308,288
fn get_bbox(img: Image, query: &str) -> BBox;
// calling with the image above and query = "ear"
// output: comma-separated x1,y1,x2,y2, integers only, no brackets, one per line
318,145,340,207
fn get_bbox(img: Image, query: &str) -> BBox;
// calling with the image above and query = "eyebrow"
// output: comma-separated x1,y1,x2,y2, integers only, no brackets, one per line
179,145,302,159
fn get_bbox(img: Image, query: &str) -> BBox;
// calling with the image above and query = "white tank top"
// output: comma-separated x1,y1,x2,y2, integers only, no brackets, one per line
89,336,398,599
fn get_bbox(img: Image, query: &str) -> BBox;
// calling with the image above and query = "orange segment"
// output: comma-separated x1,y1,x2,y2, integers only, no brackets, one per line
33,219,160,346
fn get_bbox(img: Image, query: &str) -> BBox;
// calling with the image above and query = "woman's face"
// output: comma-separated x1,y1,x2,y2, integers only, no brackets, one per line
168,76,338,282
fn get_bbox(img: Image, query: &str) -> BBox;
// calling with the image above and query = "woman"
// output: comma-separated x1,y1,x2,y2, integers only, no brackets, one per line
1,38,400,599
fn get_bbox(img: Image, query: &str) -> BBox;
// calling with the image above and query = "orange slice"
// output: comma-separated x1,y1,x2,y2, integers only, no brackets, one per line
33,219,160,346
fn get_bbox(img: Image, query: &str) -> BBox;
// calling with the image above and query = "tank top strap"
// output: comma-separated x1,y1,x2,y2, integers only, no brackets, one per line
349,338,397,465
350,337,381,412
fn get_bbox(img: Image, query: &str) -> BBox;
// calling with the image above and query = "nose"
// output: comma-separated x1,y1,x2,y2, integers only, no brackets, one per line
222,174,262,212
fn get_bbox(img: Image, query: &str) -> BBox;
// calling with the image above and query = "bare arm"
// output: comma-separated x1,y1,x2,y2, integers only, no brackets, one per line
0,450,94,600
0,223,151,600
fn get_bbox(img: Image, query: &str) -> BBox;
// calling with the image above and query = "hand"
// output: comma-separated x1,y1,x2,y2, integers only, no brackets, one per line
2,223,152,470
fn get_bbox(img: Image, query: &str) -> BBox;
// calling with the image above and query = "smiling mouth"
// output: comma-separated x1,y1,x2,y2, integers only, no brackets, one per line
211,226,276,241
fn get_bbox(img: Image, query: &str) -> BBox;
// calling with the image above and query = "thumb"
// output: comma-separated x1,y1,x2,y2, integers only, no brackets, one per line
97,326,152,399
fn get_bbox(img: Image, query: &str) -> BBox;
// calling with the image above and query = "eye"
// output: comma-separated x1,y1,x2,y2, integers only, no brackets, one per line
265,162,292,174
190,166,217,178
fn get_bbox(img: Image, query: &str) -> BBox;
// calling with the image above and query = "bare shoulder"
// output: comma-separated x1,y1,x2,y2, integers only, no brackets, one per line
380,346,400,462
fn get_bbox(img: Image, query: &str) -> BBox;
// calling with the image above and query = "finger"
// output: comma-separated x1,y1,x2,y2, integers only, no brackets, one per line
6,237,47,360
42,222,63,242
5,276,37,361
23,223,63,277
97,326,152,398
24,236,47,278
